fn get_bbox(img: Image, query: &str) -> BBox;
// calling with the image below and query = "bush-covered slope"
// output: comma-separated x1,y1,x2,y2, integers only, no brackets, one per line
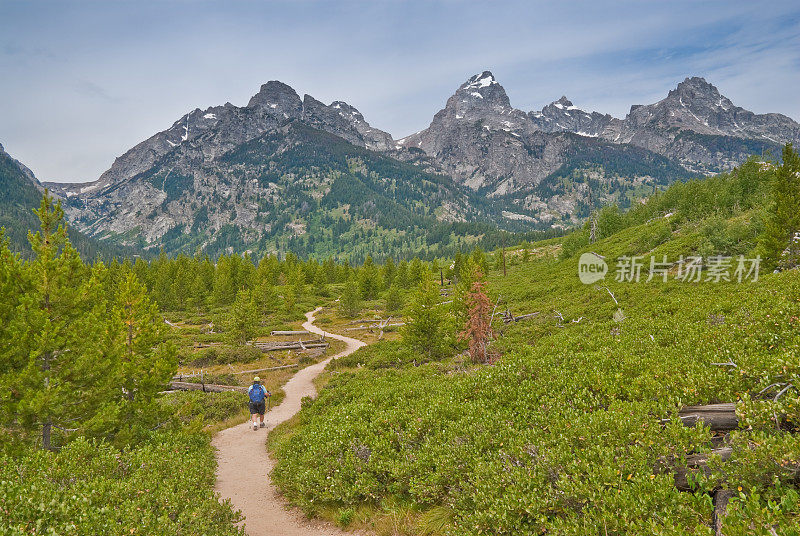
270,156,800,534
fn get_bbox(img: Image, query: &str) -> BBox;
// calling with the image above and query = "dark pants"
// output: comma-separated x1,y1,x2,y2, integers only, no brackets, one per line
249,400,266,415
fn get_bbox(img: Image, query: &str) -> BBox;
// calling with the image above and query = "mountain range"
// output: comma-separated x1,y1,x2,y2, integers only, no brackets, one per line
6,71,797,259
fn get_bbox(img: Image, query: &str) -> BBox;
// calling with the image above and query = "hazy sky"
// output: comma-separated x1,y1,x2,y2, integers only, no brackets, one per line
2,0,799,183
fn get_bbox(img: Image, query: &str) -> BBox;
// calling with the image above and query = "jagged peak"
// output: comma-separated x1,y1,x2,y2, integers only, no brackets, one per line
247,80,302,109
668,76,720,100
543,96,582,112
330,100,364,119
461,71,498,90
451,70,510,109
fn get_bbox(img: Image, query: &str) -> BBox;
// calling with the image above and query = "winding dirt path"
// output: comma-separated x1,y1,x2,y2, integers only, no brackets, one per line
212,307,366,535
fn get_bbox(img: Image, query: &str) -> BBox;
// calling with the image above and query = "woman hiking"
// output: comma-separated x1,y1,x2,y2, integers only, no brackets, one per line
247,376,271,431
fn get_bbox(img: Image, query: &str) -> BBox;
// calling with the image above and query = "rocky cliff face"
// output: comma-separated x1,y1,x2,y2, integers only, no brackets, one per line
609,77,800,172
55,81,397,198
398,72,573,195
44,80,511,259
44,72,799,253
399,73,799,192
395,72,681,202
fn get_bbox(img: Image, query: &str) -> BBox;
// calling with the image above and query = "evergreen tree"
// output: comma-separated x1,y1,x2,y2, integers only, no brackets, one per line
238,253,257,291
152,253,175,309
409,257,424,286
470,247,489,276
96,271,177,444
760,144,800,270
255,277,278,315
313,265,329,297
282,285,296,315
339,276,362,318
380,257,397,288
395,260,410,289
402,279,446,359
225,289,259,345
170,255,193,310
358,255,381,300
212,256,237,306
190,257,214,311
0,194,110,449
384,284,404,313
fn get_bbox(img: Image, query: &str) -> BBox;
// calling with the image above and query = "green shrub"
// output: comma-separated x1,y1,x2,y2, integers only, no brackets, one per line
0,432,242,535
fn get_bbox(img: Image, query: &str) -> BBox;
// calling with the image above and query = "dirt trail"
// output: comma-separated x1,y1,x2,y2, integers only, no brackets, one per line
213,307,366,536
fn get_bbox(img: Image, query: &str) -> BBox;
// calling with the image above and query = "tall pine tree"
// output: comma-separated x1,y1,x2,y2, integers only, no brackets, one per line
761,144,800,270
1,194,110,449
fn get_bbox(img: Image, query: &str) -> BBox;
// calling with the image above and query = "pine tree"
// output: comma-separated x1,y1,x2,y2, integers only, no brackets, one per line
459,270,494,363
170,255,194,310
190,256,214,311
0,194,110,449
395,260,410,289
339,276,362,318
381,257,397,288
282,285,296,316
358,255,381,300
384,284,404,313
255,277,278,315
313,265,329,296
402,279,446,359
760,144,800,270
95,271,177,444
226,289,259,345
212,256,237,306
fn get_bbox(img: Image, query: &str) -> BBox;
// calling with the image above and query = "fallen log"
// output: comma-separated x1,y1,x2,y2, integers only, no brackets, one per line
670,447,733,491
169,381,246,393
347,318,386,324
344,323,405,332
270,330,309,336
251,340,329,352
678,403,738,432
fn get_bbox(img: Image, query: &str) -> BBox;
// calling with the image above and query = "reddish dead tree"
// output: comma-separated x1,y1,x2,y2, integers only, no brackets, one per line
460,271,494,363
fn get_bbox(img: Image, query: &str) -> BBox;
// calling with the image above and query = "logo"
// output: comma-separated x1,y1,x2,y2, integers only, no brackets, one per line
578,253,608,284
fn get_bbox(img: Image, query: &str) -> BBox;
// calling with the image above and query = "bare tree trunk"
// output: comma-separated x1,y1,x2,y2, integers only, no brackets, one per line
712,489,734,536
42,419,52,450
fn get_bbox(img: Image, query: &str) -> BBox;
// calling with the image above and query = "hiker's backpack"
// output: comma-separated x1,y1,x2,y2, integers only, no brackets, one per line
249,384,266,403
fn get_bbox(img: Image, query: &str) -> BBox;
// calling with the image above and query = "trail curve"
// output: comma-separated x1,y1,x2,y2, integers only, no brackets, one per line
212,307,366,536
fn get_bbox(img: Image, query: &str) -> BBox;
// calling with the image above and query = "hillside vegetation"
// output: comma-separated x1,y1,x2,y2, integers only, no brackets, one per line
270,147,800,534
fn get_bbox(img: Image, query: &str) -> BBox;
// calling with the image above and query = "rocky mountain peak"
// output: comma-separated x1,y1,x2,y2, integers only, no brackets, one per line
247,80,302,112
452,71,511,109
664,76,728,108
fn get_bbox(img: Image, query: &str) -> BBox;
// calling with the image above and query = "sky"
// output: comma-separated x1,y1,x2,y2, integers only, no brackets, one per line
1,1,799,184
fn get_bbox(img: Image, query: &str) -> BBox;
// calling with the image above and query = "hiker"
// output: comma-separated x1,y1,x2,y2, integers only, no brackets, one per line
248,376,271,431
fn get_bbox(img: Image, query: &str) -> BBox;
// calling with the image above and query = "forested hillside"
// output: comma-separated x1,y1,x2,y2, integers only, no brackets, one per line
0,145,145,260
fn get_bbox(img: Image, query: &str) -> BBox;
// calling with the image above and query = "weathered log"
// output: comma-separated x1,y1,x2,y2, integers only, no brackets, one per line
251,340,329,352
670,447,733,491
344,323,405,332
169,381,246,393
678,404,738,431
270,330,310,336
346,318,386,324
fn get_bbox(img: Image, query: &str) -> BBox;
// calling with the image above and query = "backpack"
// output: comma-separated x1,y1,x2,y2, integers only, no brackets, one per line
249,384,265,403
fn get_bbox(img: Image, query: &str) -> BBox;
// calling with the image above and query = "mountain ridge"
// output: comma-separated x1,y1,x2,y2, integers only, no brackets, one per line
38,72,798,257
